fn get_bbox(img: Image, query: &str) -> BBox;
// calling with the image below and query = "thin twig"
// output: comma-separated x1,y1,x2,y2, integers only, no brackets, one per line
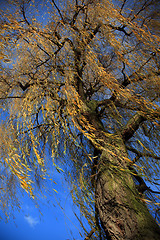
84,228,96,240
51,0,64,22
0,96,23,100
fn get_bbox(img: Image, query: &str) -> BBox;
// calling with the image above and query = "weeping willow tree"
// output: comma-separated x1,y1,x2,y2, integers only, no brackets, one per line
0,0,160,239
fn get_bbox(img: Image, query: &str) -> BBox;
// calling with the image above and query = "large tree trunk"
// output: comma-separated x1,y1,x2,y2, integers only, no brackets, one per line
95,135,160,240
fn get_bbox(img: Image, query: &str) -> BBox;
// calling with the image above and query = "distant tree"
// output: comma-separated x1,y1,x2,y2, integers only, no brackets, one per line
0,0,160,239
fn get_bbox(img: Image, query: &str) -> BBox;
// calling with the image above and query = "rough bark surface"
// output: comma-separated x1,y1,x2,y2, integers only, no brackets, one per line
95,136,160,240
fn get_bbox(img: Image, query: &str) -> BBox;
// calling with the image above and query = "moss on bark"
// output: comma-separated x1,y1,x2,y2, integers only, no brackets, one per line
95,136,160,240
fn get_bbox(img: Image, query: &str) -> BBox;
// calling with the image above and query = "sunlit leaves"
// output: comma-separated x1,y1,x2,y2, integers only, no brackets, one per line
0,0,160,237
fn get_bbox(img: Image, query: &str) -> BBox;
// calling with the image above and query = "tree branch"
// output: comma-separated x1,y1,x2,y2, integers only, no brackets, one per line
85,23,101,45
70,5,86,26
0,96,23,100
120,0,127,14
129,165,160,194
84,228,96,240
127,146,160,160
121,112,146,141
18,81,34,91
130,0,153,22
108,24,132,36
51,0,64,23
21,6,62,49
20,4,30,26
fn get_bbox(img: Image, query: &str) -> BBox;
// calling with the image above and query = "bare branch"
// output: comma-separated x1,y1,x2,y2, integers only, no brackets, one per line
70,5,86,26
108,24,132,36
129,166,160,194
18,81,34,91
121,112,146,141
85,23,101,45
84,228,96,240
130,0,154,22
120,0,127,14
127,146,160,160
51,0,64,23
20,4,30,26
0,96,23,100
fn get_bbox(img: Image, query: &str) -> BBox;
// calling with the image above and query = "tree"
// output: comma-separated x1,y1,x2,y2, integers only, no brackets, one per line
0,0,160,239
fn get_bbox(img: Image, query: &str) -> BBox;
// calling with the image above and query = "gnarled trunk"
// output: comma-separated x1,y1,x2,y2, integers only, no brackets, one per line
95,136,160,240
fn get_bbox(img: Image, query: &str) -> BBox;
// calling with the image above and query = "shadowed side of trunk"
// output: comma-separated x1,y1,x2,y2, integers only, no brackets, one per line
95,136,160,240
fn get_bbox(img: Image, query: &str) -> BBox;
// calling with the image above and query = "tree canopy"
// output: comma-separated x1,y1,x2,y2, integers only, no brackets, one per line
0,0,160,239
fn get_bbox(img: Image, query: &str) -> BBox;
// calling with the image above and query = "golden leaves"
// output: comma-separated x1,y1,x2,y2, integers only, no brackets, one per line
0,0,160,231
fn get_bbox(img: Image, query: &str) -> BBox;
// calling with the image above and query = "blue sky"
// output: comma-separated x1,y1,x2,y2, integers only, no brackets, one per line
0,200,82,240
0,172,84,240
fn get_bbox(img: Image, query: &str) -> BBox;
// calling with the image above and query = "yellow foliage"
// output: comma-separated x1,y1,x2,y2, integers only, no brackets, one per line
0,0,160,235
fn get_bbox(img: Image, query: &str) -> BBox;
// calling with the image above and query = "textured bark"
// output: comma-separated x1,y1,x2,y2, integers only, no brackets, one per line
95,136,160,240
80,94,160,239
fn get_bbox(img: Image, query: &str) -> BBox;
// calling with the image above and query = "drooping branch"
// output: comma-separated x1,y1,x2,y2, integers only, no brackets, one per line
18,81,34,91
84,228,96,240
119,0,127,14
129,166,160,194
130,0,154,22
121,112,146,141
70,5,86,26
108,24,132,36
21,4,62,49
32,42,51,57
20,4,30,26
85,23,101,45
51,0,65,23
0,96,23,100
127,146,160,160
94,53,158,116
121,52,157,88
